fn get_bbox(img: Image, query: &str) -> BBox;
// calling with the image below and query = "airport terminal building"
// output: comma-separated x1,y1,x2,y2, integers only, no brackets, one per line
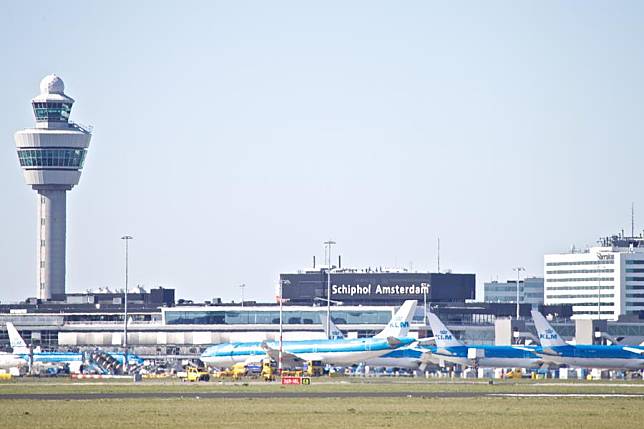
279,267,475,306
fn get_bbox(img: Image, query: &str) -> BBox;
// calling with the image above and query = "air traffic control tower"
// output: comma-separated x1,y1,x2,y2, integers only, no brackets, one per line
14,75,92,300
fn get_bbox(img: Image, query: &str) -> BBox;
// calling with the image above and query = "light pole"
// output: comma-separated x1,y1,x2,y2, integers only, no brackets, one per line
239,283,246,309
324,240,336,338
596,253,609,320
513,267,525,319
120,235,133,373
421,282,429,325
278,279,290,375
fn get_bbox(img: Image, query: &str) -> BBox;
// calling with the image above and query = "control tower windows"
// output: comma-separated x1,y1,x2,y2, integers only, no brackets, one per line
32,102,72,122
18,149,86,168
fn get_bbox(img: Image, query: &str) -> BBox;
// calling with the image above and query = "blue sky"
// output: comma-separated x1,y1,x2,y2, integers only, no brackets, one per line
1,1,644,303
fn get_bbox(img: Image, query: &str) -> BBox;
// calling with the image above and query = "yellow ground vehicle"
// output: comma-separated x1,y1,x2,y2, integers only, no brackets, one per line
304,360,324,377
231,362,247,380
506,369,522,379
185,366,210,382
261,359,275,381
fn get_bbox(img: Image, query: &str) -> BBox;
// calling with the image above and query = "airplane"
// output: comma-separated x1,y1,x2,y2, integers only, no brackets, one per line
201,300,418,368
425,311,542,369
6,322,85,373
531,310,644,369
324,311,433,371
0,351,27,371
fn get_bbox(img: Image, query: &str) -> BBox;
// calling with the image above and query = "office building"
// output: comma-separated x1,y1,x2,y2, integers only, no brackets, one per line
544,233,644,320
484,277,544,306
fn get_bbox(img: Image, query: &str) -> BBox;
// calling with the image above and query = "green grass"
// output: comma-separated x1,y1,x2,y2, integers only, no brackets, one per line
1,378,643,428
1,377,643,395
2,396,643,429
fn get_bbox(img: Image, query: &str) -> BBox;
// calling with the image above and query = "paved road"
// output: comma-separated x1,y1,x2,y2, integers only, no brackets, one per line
2,391,643,400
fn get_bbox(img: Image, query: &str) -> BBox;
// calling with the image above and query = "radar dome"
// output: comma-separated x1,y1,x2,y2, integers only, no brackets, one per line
40,74,65,95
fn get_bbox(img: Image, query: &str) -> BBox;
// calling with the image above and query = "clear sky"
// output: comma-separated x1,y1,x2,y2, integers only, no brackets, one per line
1,1,644,303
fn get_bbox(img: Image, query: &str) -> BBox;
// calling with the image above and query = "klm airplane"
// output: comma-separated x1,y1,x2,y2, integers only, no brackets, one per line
7,322,85,372
201,300,418,368
532,310,644,369
7,323,144,373
326,313,433,370
425,312,542,368
0,351,27,370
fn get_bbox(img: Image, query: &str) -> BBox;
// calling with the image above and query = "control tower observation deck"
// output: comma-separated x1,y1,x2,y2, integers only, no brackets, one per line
14,75,92,300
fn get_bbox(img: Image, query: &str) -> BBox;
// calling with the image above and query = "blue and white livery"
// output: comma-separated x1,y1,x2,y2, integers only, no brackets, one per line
201,300,418,368
426,312,542,368
7,322,85,373
532,310,644,369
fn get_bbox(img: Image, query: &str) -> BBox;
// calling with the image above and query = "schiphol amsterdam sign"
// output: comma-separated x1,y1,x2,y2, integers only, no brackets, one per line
331,282,429,297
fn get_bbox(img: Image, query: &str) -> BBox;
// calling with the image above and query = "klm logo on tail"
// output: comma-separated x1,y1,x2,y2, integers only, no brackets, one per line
374,300,417,339
539,328,558,341
389,321,410,329
436,330,454,341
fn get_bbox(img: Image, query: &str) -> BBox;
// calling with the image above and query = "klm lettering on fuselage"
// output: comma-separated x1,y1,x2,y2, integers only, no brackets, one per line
331,284,429,296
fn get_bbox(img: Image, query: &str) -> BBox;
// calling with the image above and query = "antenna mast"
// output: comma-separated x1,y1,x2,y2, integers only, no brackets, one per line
437,236,440,273
632,202,635,237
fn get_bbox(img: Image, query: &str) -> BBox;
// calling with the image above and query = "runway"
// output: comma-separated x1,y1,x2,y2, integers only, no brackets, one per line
2,391,644,400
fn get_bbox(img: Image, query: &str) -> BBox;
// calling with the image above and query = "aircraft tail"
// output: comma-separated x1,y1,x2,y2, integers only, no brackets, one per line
531,310,566,347
322,314,344,339
374,300,417,338
426,312,464,348
6,322,29,354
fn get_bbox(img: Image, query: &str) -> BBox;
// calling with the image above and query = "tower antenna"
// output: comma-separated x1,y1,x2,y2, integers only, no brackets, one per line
437,236,441,273
632,202,635,238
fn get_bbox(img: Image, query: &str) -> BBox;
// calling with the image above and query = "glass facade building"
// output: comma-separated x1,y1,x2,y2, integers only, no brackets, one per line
484,277,544,306
163,307,393,326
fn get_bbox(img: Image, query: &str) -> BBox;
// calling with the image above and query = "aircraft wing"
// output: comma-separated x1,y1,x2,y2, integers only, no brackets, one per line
623,346,644,355
535,347,561,356
242,355,267,365
260,341,308,364
433,347,456,357
386,337,403,348
413,337,435,346
513,346,535,352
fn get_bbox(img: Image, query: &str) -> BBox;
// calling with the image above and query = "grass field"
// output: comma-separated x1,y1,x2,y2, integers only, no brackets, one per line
2,379,643,428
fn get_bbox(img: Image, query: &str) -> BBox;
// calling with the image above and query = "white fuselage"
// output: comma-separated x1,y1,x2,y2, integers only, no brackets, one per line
363,357,423,370
442,357,542,368
202,349,390,368
541,356,644,370
0,353,27,370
